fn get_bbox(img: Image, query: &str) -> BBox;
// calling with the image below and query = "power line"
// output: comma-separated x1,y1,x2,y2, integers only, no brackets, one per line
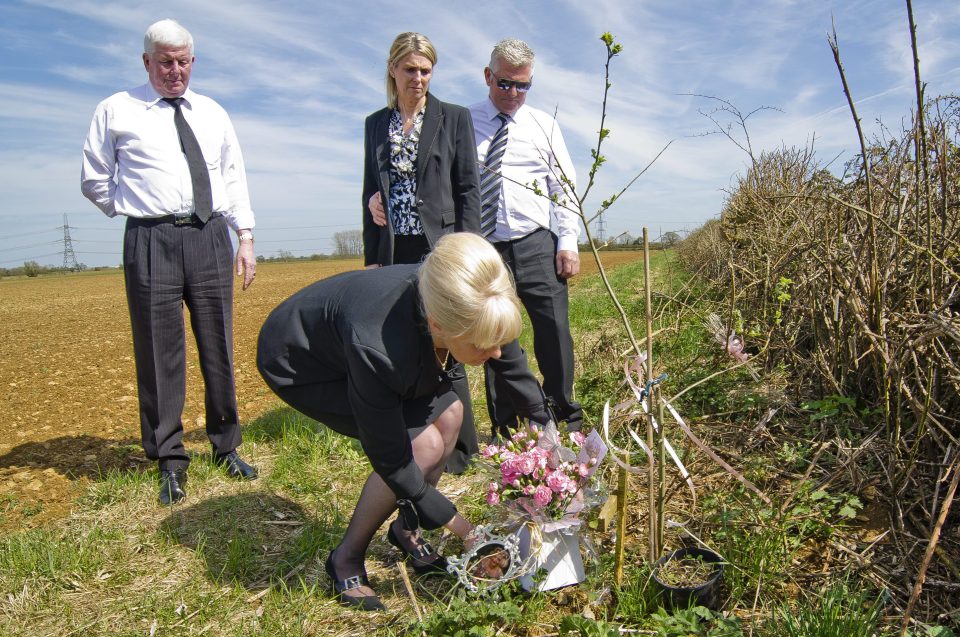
268,224,357,230
3,240,61,251
256,237,338,244
0,228,61,240
0,252,62,266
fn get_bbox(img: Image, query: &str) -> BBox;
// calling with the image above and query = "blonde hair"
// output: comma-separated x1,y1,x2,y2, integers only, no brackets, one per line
385,32,437,109
419,233,522,349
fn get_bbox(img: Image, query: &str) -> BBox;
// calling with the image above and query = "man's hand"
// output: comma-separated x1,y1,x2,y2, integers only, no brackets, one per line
369,192,387,227
236,238,255,290
556,250,580,279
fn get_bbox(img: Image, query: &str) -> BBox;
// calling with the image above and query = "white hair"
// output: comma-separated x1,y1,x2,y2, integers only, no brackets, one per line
144,19,194,55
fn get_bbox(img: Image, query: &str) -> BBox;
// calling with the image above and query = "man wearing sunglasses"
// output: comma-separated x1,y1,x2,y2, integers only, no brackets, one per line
469,38,583,437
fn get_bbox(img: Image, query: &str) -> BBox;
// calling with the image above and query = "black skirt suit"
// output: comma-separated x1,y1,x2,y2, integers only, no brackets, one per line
256,265,549,529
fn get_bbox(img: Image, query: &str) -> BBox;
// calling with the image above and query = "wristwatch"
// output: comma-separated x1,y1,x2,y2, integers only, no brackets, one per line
237,230,254,242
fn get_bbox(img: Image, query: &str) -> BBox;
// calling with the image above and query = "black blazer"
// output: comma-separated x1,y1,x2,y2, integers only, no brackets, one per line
362,93,481,266
256,265,548,529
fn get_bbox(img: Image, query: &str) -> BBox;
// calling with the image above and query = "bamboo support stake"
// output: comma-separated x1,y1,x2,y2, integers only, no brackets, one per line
656,399,666,556
643,228,657,564
614,452,629,586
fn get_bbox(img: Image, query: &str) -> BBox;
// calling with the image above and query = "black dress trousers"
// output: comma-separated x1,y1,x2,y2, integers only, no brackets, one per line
485,228,583,435
123,214,242,470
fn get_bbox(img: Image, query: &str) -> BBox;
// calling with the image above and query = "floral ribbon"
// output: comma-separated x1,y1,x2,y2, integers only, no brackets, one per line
600,354,771,507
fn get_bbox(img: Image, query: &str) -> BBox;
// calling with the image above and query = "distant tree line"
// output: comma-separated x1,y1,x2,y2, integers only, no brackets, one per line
0,261,91,279
580,230,681,251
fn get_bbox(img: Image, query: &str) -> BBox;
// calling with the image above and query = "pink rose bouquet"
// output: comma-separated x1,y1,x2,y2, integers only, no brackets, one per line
481,422,606,522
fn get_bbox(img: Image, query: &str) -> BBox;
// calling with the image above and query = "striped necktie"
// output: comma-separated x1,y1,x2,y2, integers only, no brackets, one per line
162,97,213,222
479,113,509,238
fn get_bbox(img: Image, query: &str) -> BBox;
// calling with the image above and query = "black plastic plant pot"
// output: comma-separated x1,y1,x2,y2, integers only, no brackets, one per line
651,547,724,610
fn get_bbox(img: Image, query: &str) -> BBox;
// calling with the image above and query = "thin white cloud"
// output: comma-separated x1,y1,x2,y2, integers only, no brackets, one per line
1,0,958,265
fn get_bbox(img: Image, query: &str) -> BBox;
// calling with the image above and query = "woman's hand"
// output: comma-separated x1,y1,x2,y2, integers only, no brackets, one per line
368,192,387,226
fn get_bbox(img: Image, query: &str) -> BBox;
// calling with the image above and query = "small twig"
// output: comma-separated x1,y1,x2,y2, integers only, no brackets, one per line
397,562,423,623
900,453,960,635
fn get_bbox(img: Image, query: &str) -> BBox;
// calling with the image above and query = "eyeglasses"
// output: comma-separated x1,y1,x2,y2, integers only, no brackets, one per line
491,71,533,93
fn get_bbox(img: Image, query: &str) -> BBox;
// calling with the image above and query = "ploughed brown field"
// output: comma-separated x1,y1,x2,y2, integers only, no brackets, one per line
0,251,642,532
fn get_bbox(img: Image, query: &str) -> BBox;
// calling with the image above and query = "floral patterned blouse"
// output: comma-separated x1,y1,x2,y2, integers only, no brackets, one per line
388,108,425,236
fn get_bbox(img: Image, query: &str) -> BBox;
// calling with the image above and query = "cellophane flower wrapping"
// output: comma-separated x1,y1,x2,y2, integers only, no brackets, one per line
481,421,608,532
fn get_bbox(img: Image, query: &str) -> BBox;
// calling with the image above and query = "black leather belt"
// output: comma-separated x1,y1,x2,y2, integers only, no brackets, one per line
131,211,220,227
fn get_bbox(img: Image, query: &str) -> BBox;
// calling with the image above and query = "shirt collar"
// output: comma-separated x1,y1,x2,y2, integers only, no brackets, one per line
144,83,197,109
484,97,522,123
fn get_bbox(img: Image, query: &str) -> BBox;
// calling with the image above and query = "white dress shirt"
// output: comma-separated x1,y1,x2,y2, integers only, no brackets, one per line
81,83,255,231
470,98,580,252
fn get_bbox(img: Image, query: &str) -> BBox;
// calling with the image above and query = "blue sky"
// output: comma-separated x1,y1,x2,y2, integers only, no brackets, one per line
1,0,957,268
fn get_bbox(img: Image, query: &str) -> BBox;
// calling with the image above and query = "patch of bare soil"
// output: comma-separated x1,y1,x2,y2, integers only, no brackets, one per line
0,251,643,533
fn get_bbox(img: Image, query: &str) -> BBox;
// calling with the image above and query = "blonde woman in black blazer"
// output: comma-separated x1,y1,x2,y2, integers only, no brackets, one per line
257,234,547,610
362,33,480,267
362,32,482,474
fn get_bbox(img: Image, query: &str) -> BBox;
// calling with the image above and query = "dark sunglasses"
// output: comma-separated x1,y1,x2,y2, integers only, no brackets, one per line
491,71,533,93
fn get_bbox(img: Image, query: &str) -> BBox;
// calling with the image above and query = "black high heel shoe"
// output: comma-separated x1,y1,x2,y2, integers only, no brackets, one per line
386,522,449,575
324,550,386,611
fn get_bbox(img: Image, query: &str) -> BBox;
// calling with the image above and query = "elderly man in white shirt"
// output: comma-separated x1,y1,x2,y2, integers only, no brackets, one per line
81,19,258,505
469,38,583,436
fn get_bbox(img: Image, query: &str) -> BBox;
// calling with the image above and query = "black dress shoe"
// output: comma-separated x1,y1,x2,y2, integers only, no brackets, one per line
159,468,187,505
214,450,258,480
324,551,386,611
386,520,448,575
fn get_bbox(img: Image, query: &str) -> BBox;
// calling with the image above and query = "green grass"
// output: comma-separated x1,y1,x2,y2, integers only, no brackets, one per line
767,578,886,637
0,250,934,636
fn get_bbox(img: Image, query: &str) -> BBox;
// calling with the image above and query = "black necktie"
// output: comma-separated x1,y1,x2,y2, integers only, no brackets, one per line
479,113,509,238
163,97,213,222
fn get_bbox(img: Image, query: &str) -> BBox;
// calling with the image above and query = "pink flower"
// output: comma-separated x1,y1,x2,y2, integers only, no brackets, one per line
516,453,537,475
545,470,565,493
577,463,590,477
482,444,498,458
536,452,549,469
569,431,586,446
546,470,573,494
486,490,500,505
533,485,553,508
